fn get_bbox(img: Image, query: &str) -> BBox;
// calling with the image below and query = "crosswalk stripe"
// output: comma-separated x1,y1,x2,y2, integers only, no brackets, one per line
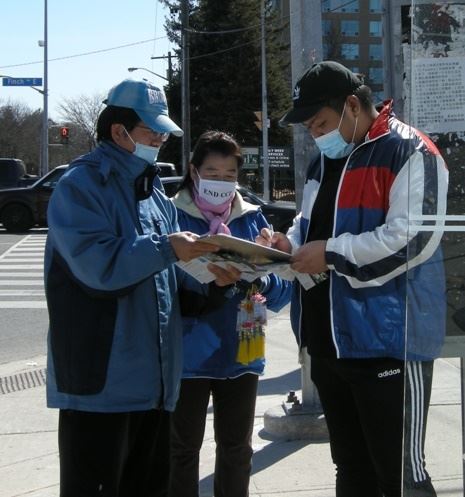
0,235,47,309
0,265,43,269
0,301,47,308
0,290,45,296
0,273,43,277
0,281,44,286
1,257,43,264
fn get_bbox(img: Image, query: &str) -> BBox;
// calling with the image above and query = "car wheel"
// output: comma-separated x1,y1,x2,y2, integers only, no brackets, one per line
1,204,34,232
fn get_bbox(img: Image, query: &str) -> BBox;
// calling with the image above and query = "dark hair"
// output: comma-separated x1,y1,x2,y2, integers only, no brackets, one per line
96,105,141,142
326,85,374,115
177,130,244,192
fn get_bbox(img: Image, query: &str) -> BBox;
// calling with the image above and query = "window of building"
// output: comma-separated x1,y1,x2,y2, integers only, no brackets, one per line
369,20,382,37
369,67,384,85
323,42,330,59
341,44,359,60
323,20,332,36
322,0,359,13
369,0,383,12
372,90,385,104
341,20,359,36
369,44,383,60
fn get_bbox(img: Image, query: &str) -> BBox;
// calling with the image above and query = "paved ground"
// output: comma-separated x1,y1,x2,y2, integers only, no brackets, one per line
0,305,464,497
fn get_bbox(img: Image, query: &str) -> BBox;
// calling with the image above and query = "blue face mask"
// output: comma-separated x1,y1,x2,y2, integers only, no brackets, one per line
124,128,160,165
133,142,159,164
314,104,358,159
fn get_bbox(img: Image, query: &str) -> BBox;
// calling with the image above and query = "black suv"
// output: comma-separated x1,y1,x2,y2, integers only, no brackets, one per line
0,158,39,189
0,165,66,232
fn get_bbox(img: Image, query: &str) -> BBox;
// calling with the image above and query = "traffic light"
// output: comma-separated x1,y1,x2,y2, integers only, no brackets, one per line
60,126,69,144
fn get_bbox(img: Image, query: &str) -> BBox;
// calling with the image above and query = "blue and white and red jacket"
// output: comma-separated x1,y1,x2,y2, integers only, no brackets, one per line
288,101,449,361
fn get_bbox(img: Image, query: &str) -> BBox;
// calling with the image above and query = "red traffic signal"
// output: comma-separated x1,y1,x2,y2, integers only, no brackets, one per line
60,126,69,144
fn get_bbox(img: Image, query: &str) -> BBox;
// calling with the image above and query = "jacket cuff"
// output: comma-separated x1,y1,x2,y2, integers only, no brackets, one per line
153,233,178,264
325,237,337,270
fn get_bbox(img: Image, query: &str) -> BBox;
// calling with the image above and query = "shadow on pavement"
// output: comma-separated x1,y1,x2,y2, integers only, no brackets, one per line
199,437,313,496
258,368,300,396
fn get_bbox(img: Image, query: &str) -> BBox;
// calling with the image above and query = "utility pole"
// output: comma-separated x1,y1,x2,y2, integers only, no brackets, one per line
167,51,173,83
261,0,270,201
263,0,327,441
290,0,323,413
150,52,173,84
41,0,49,177
181,0,191,174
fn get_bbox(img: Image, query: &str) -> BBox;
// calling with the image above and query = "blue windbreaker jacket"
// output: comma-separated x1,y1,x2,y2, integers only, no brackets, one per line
174,189,291,378
288,102,449,361
45,141,183,412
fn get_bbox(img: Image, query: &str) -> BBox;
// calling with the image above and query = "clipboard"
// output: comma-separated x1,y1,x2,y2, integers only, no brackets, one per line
199,233,291,265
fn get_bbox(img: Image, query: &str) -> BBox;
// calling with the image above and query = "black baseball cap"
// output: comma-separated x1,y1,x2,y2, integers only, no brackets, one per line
279,61,363,126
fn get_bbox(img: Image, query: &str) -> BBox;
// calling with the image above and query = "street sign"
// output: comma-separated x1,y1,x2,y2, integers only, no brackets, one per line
266,147,292,168
2,77,43,87
242,147,293,169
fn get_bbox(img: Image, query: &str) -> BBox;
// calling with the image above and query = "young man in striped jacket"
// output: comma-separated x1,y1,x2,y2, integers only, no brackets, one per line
261,61,448,497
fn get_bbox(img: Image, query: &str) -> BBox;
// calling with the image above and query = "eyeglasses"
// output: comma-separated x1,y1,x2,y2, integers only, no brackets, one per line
134,125,169,142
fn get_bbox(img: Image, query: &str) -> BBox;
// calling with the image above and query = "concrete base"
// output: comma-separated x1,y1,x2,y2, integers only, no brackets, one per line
263,404,329,441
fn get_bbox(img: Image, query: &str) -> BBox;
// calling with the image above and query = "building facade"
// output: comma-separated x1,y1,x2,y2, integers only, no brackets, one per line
322,0,385,103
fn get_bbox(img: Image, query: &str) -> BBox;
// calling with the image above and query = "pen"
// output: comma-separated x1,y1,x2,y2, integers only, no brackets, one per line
268,224,274,247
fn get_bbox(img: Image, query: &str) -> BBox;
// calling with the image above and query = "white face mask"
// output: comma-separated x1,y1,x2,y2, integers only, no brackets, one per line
124,128,159,165
197,177,237,205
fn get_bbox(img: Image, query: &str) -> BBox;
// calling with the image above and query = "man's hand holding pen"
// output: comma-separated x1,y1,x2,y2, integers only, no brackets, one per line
256,228,328,274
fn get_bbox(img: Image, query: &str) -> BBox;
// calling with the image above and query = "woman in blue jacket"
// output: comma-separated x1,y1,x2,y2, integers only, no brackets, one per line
169,131,291,497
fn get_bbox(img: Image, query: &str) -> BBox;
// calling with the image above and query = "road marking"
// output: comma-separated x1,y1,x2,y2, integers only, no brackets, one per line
6,248,45,252
0,290,45,296
1,257,44,264
0,273,43,277
0,235,47,308
0,301,47,308
0,265,43,269
0,280,44,285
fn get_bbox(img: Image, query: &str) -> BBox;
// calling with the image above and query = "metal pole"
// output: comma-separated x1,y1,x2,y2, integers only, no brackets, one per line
290,0,323,411
383,0,394,103
167,51,173,83
181,0,191,174
261,0,270,201
41,0,49,176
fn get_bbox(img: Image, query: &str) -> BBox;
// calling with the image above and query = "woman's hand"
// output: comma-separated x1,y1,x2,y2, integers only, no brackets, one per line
207,264,242,287
255,227,292,254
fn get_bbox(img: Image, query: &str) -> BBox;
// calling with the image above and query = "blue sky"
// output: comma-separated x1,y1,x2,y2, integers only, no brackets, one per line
0,0,174,120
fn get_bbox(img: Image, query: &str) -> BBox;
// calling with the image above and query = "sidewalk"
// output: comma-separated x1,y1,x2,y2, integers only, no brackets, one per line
0,306,463,497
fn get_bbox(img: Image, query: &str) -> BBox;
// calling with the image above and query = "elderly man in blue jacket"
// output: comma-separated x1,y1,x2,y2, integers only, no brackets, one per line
45,79,238,497
259,61,448,497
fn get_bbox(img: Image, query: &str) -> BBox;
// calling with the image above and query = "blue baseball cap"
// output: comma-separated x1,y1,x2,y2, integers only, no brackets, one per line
104,79,183,137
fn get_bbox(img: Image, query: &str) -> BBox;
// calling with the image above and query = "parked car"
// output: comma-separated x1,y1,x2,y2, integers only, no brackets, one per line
236,185,296,233
0,158,39,189
157,162,178,177
0,165,67,232
0,167,296,233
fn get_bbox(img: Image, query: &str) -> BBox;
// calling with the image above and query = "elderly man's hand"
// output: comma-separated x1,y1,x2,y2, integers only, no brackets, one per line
207,264,242,287
168,232,219,262
255,227,292,253
291,240,328,274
